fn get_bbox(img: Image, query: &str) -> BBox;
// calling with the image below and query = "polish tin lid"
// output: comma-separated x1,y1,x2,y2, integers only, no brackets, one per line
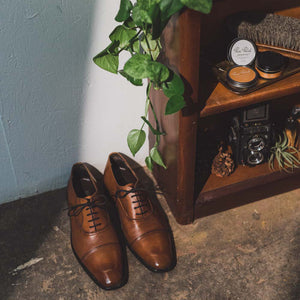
226,65,258,89
227,38,257,66
255,51,286,73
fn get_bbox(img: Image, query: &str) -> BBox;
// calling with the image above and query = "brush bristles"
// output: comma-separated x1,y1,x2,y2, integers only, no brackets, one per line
233,13,300,52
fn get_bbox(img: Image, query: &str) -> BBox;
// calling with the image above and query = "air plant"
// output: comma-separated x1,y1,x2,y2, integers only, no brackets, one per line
269,131,300,172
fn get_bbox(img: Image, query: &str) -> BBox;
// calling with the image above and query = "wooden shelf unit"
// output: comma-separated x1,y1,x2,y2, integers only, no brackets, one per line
199,72,300,118
199,163,300,202
149,1,300,225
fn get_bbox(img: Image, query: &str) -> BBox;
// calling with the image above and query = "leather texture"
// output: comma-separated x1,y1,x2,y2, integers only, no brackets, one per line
104,153,176,272
67,162,126,289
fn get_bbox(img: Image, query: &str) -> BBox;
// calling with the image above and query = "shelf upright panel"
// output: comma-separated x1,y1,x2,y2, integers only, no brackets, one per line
149,9,202,224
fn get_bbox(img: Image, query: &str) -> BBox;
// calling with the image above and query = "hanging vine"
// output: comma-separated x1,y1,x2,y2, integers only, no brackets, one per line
93,0,212,170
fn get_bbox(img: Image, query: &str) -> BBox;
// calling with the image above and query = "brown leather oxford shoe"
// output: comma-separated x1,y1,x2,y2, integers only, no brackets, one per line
67,162,127,290
104,153,176,272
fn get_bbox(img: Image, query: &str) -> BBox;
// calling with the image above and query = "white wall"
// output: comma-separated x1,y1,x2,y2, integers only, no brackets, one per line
0,0,148,204
79,0,147,171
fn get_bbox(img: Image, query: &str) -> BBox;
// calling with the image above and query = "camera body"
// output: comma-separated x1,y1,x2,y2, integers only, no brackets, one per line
229,103,273,166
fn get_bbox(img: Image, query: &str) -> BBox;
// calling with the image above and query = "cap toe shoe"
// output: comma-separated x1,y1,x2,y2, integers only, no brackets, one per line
104,153,176,272
130,230,174,271
67,162,127,290
81,244,123,288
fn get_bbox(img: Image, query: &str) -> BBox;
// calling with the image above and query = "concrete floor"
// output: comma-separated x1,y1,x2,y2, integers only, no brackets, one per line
0,176,300,300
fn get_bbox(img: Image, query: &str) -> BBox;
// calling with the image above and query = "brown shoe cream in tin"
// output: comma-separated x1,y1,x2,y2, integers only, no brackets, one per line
226,65,258,89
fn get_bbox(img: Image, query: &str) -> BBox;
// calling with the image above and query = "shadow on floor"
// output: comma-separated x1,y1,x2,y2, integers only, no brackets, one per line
0,188,66,299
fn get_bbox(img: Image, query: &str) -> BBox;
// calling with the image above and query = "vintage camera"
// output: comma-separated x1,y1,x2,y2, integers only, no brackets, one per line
229,103,273,166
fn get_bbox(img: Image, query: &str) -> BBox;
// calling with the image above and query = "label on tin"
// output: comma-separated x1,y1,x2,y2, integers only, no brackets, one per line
229,39,256,66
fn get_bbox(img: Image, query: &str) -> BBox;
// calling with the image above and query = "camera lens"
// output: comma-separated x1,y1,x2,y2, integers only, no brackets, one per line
247,151,264,165
248,136,265,151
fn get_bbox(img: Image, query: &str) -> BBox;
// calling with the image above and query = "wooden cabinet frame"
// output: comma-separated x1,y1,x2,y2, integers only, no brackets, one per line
149,1,300,225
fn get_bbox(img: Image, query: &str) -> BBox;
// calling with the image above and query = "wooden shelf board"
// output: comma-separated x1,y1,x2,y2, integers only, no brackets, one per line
194,172,300,219
197,162,300,203
199,71,300,118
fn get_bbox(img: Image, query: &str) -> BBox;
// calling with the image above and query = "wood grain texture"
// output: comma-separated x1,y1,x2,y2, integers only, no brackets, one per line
199,72,300,118
150,9,202,224
194,173,300,219
150,2,300,224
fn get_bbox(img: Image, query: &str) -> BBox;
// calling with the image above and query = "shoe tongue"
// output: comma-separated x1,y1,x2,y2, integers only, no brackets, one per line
123,183,135,191
116,184,135,198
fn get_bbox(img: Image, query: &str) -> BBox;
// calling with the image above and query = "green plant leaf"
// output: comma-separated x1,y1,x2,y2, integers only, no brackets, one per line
124,54,169,83
162,73,184,97
141,34,161,60
93,52,119,74
124,17,136,29
123,54,152,79
132,5,152,26
165,95,185,115
149,4,162,38
119,70,143,86
137,0,160,10
93,41,120,57
109,25,137,48
180,0,212,14
141,116,165,135
150,147,166,168
132,0,161,25
93,41,120,73
149,0,184,39
145,156,153,171
131,39,141,53
147,61,169,82
127,129,146,156
160,0,184,20
115,0,133,22
268,153,274,170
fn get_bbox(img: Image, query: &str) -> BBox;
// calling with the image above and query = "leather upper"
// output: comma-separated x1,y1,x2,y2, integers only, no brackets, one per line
67,162,125,289
104,153,175,271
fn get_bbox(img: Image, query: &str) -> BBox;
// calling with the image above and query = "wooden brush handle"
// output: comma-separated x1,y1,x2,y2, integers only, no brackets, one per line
257,43,300,60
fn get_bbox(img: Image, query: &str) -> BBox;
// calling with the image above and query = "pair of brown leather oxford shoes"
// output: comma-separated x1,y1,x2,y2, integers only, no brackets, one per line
67,152,176,290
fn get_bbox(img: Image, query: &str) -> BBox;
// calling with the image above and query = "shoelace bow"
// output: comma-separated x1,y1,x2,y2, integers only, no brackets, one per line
115,187,162,216
66,195,107,229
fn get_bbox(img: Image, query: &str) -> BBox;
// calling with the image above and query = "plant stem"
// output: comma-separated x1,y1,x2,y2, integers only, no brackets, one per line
141,81,152,131
145,82,151,116
144,31,154,61
117,29,142,54
148,91,161,147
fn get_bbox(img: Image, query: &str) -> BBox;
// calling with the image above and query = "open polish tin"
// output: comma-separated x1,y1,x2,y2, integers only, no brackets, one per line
213,38,300,95
226,38,258,90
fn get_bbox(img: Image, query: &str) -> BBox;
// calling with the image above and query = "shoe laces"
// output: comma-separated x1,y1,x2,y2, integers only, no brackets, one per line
115,187,153,216
66,195,107,229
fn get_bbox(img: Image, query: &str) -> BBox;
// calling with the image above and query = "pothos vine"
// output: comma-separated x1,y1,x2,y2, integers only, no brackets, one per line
93,0,212,170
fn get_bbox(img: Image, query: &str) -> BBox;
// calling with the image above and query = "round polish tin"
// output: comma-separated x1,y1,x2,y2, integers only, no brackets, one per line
226,65,258,89
228,38,257,66
255,51,286,79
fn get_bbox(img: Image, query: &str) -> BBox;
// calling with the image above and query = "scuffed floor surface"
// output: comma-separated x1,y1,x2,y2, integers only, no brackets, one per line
0,182,300,299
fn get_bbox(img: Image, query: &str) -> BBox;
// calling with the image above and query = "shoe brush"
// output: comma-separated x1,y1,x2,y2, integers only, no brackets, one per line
226,12,300,53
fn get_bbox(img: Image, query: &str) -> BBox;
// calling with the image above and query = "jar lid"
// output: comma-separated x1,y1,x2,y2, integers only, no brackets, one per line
227,38,257,66
226,65,258,89
255,51,286,73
